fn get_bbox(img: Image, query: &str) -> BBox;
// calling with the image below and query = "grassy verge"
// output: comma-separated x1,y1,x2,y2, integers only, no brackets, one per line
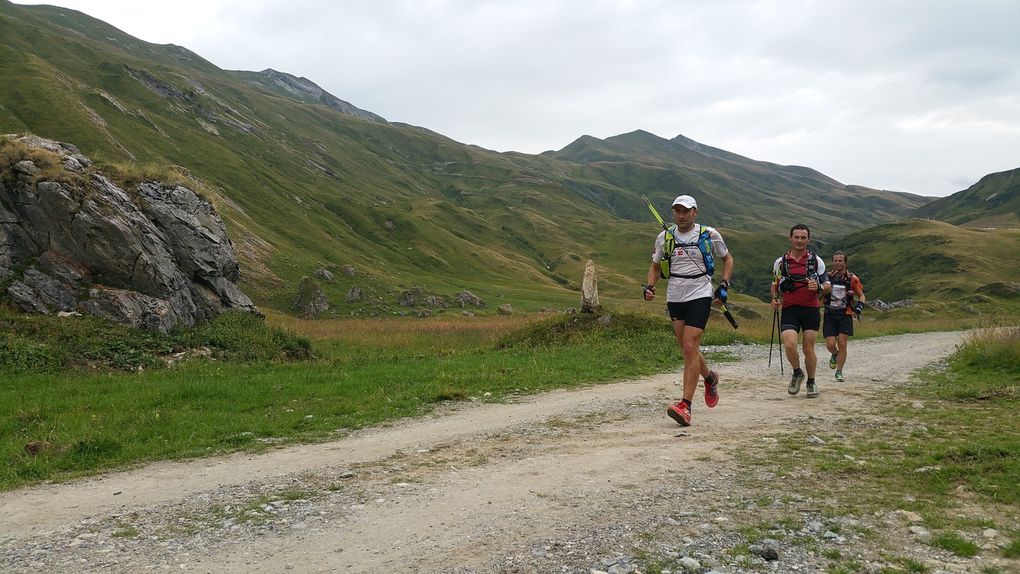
0,309,744,490
0,308,310,372
737,326,1020,570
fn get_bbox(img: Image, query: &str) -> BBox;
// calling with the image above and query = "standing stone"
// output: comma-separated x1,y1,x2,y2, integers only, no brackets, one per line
581,259,600,313
292,277,329,318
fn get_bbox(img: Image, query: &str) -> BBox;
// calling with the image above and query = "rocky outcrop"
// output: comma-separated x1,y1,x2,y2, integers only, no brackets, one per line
292,277,329,318
455,290,486,308
1,134,259,332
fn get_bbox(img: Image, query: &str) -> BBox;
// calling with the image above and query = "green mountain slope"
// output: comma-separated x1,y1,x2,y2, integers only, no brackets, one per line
547,130,930,233
830,219,1020,302
0,0,937,312
913,168,1020,228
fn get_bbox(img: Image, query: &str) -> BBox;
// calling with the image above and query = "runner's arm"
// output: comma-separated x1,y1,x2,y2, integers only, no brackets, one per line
853,275,865,304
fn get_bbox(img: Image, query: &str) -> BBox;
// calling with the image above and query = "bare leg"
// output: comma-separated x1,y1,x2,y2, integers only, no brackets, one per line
836,334,849,371
782,329,801,370
671,320,701,401
802,330,818,379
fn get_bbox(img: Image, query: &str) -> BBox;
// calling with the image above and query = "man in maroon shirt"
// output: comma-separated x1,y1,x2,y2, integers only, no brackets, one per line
770,224,831,398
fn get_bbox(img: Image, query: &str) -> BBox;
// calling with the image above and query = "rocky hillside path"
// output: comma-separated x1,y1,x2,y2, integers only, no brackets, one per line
5,331,1005,574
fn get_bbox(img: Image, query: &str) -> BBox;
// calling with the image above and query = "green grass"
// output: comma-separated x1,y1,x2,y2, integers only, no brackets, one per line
735,326,1020,564
0,307,310,373
0,309,712,490
929,531,980,557
1005,533,1020,558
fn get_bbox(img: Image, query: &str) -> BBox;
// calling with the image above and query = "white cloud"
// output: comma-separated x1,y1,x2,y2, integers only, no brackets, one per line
13,0,1020,196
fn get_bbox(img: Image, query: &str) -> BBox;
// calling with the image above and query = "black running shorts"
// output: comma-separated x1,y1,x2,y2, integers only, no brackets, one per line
667,297,713,330
823,312,854,337
780,305,820,333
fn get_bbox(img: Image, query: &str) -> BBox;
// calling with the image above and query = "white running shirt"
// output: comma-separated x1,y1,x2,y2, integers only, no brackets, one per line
651,224,729,303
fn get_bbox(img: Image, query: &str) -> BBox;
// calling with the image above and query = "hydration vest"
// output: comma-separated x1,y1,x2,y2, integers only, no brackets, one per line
777,250,818,292
659,224,715,280
824,271,857,308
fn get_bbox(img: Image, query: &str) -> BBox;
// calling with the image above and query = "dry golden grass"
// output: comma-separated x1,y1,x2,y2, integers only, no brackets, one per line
264,309,552,349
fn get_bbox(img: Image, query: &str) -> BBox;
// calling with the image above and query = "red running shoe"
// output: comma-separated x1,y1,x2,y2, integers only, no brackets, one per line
667,401,691,426
704,370,720,408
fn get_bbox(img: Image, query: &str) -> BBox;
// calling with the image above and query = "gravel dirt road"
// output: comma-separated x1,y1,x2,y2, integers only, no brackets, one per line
6,331,1008,574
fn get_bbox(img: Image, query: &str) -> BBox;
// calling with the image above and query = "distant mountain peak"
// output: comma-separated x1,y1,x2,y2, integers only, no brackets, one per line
245,68,387,124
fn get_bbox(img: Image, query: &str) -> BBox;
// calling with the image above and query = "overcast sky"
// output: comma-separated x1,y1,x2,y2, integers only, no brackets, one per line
16,0,1020,197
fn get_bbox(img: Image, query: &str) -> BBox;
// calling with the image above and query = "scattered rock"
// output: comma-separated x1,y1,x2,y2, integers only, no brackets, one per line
897,510,924,524
677,556,700,572
313,267,334,281
454,290,485,308
750,544,779,561
497,303,513,315
345,286,362,303
340,265,357,277
398,287,425,307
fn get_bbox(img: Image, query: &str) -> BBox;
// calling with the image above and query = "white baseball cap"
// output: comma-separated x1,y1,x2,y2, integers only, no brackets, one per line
672,195,697,209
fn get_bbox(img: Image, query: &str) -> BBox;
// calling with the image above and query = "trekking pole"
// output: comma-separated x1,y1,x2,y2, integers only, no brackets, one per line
641,194,682,245
776,307,783,376
720,303,739,329
768,306,776,370
642,195,738,329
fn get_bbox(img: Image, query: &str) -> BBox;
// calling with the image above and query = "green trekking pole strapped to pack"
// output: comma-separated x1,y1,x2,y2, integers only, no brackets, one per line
640,195,738,329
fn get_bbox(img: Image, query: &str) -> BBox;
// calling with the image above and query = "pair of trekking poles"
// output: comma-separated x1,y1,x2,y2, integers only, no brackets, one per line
769,305,783,376
767,289,860,375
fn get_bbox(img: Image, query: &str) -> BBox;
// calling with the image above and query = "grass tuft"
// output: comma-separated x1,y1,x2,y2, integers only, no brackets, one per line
929,531,979,557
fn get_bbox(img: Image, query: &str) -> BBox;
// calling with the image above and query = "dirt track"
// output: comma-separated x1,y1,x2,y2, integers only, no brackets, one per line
4,331,996,573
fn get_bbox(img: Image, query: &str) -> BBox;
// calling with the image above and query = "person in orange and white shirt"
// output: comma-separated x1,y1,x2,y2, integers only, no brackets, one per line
822,250,866,382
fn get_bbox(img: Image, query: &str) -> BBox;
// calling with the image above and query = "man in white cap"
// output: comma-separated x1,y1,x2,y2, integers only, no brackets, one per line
643,194,734,426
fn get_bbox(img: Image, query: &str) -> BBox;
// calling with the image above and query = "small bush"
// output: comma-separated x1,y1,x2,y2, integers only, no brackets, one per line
177,311,311,362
